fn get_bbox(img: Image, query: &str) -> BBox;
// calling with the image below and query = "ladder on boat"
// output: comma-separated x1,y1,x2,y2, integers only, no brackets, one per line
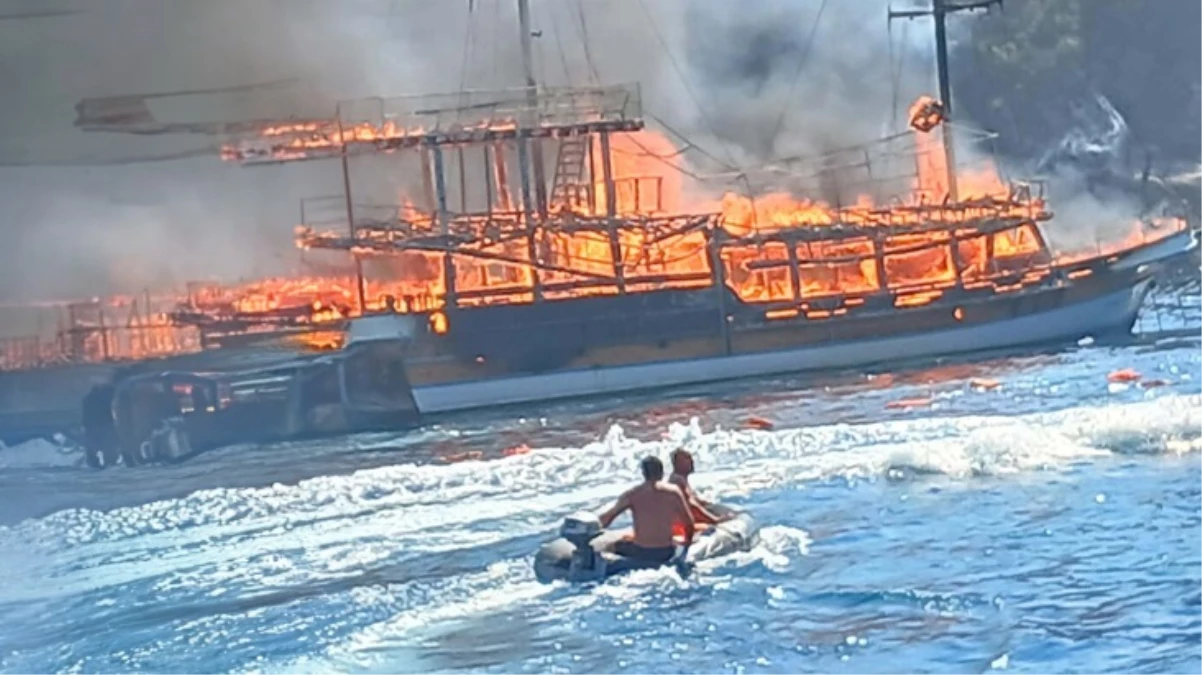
549,137,590,211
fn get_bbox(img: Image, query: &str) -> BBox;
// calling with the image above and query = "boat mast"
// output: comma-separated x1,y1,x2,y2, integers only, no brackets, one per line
889,0,1001,202
517,0,549,218
335,103,369,312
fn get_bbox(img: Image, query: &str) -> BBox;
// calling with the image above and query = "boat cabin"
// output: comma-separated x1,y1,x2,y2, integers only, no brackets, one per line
84,320,422,466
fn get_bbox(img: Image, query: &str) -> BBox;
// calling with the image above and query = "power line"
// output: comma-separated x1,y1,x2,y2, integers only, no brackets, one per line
547,1,573,85
765,0,830,151
458,0,477,93
888,19,912,127
572,0,600,85
633,0,738,172
647,112,734,175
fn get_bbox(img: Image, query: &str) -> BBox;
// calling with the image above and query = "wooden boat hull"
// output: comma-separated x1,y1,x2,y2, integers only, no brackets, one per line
399,229,1196,414
408,274,1153,413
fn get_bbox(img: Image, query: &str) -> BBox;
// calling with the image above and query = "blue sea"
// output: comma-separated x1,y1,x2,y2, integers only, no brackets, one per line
0,303,1198,673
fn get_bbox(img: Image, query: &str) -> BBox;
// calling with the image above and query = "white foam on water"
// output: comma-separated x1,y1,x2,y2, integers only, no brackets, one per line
0,436,82,470
7,394,1197,544
2,394,1197,622
275,524,818,673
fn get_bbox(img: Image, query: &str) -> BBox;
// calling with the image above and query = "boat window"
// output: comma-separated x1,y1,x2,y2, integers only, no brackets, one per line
993,223,1043,258
722,243,792,304
957,224,1050,283
613,176,663,215
956,233,989,283
883,234,957,289
622,230,711,293
454,240,535,306
797,238,880,298
542,231,621,299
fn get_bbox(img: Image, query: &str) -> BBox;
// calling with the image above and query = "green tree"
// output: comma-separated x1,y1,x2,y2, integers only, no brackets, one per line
954,0,1199,164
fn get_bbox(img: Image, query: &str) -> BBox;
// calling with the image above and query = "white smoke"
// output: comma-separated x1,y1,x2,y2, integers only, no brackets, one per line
1029,94,1178,256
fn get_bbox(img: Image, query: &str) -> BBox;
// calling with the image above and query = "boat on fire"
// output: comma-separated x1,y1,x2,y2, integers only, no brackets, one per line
71,0,1197,466
87,213,1192,466
83,314,422,466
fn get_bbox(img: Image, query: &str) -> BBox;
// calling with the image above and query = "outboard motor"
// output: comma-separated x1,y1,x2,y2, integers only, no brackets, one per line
146,417,192,463
560,512,606,582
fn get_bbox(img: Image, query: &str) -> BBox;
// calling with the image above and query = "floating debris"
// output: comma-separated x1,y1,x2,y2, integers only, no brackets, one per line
1107,368,1142,383
885,397,933,410
744,416,776,431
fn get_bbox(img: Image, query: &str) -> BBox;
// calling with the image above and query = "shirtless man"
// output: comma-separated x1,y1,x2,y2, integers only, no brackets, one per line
598,456,695,564
669,448,727,526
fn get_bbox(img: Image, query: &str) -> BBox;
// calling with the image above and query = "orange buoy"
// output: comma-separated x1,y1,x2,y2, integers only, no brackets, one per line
1107,369,1141,383
744,416,775,431
970,378,1001,391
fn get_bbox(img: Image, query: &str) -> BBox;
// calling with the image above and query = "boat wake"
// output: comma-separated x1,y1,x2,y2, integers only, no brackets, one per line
0,393,1196,673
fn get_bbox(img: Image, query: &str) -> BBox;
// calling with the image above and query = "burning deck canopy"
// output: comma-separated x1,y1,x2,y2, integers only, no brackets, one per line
220,84,644,166
73,74,1071,318
65,0,1185,330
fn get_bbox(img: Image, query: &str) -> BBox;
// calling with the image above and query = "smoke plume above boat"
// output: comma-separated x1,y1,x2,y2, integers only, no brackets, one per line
0,0,1170,308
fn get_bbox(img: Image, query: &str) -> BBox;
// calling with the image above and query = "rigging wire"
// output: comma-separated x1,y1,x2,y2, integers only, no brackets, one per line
572,0,601,85
889,20,910,128
633,0,738,172
765,0,830,151
532,7,548,87
647,112,736,176
610,144,689,160
888,16,897,125
458,0,478,95
547,1,573,85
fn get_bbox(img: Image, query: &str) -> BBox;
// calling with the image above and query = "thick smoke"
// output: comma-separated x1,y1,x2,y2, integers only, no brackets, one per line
0,0,369,309
0,0,938,313
0,0,1165,318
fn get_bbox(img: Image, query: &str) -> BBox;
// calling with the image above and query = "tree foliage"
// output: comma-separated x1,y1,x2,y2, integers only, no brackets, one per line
953,0,1200,164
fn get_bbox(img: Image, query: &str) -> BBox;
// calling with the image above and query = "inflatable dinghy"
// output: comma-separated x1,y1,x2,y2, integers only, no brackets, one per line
533,504,758,583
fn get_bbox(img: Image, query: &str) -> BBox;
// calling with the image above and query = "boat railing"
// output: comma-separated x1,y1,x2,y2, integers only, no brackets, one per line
338,83,642,132
222,84,645,165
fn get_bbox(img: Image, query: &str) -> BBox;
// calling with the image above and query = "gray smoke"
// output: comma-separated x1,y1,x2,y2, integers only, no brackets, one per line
7,0,1066,317
1029,94,1184,256
0,0,372,311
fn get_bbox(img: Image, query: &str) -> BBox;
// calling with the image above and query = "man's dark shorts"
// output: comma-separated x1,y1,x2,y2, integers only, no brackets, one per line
613,539,676,564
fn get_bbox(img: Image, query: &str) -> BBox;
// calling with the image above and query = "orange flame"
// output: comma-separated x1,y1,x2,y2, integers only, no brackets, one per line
3,98,1178,373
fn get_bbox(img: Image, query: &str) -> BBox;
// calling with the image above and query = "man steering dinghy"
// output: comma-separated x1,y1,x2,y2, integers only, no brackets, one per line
598,456,695,565
533,453,761,584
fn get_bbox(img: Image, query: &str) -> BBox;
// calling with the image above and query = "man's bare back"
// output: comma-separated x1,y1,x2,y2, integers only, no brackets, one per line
599,456,695,551
624,481,692,547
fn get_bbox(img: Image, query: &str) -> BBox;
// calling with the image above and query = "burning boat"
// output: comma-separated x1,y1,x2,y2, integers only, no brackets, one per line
67,0,1194,464
82,313,421,466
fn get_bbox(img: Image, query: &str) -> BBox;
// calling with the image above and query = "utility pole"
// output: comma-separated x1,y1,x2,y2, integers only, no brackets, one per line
889,0,1002,202
517,0,549,218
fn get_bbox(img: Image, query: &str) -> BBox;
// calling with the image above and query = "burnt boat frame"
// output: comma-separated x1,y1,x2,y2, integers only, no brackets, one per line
84,335,421,466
